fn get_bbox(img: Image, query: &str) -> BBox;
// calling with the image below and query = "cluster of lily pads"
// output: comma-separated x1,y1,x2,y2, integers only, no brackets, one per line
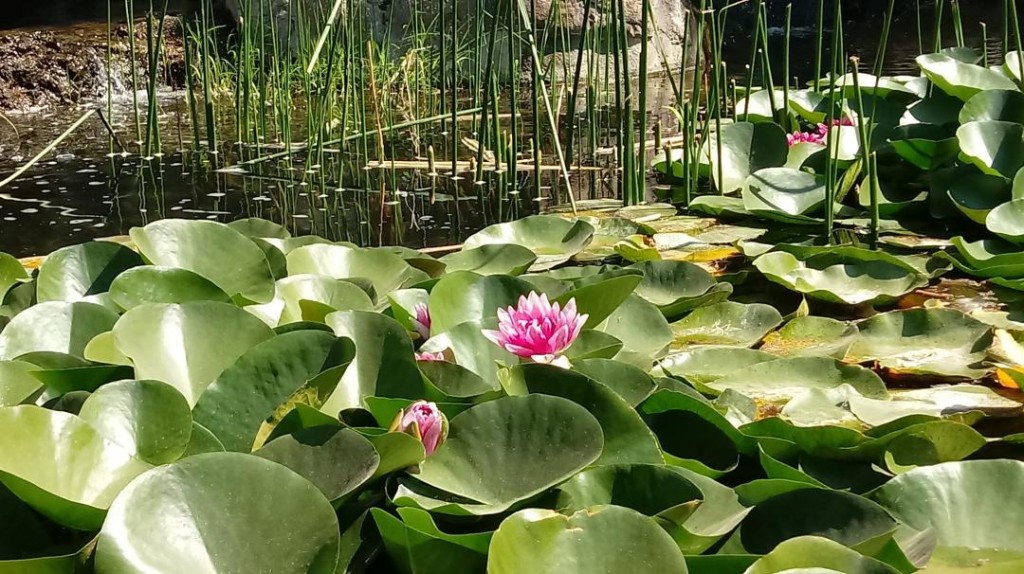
654,49,1024,289
1,210,1023,573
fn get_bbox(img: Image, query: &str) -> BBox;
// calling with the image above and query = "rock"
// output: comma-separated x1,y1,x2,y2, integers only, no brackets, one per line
224,0,698,78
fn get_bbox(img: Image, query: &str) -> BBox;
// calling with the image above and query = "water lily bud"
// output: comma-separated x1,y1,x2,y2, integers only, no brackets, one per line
389,400,447,456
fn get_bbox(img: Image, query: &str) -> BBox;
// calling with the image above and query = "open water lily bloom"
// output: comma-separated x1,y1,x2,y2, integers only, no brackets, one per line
483,291,588,367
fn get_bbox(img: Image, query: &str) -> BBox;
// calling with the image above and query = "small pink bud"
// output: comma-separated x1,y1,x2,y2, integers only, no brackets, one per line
389,400,447,456
415,351,446,362
412,303,431,341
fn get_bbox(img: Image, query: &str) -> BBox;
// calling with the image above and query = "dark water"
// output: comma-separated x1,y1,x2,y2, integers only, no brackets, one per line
0,1,1014,257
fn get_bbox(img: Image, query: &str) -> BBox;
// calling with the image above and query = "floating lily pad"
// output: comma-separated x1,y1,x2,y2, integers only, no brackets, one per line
706,357,888,403
947,172,1011,224
670,302,783,350
0,253,29,304
753,248,928,306
0,405,151,530
889,124,960,171
246,274,375,327
629,261,731,318
397,395,603,515
871,460,1024,572
462,216,595,271
107,266,233,310
0,301,118,361
598,294,674,369
36,242,142,303
371,507,490,574
487,506,689,574
987,199,1024,244
427,271,546,334
959,89,1024,124
742,168,827,222
917,53,1018,101
95,452,340,573
743,535,900,574
760,316,858,359
654,347,778,386
704,122,789,194
130,220,276,303
957,121,1024,179
286,244,429,303
113,301,275,406
846,308,993,378
438,244,536,276
255,426,378,502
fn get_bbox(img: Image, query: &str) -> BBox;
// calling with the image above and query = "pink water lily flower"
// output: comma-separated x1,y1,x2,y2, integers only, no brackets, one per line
390,400,447,456
412,303,431,340
483,291,588,367
787,117,855,147
415,351,446,362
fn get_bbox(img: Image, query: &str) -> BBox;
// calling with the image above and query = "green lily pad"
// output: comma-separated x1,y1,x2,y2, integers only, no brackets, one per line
654,347,778,386
554,268,644,328
740,488,897,554
36,242,142,303
192,330,354,452
439,244,536,276
753,248,928,306
487,506,689,574
399,395,603,515
760,316,858,358
78,380,192,465
0,405,151,530
0,360,42,406
987,199,1024,244
630,261,733,318
421,318,518,387
107,266,232,310
570,358,657,407
742,168,827,222
847,308,993,378
957,121,1024,178
516,363,663,465
130,219,276,304
427,272,534,335
889,124,961,171
322,311,424,414
247,274,374,327
462,215,595,271
959,89,1024,124
254,426,378,502
286,244,429,304
95,452,340,573
226,217,291,240
371,507,490,574
917,53,1018,101
947,172,1011,224
743,535,900,573
736,88,786,123
706,357,888,403
872,460,1024,571
598,294,674,369
555,464,703,519
0,301,118,361
704,121,789,194
670,302,783,350
113,301,275,406
0,253,29,304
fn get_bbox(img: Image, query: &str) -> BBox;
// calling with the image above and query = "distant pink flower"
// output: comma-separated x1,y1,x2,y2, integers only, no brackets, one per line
482,291,588,366
787,117,854,147
390,400,446,456
412,303,431,340
415,351,446,362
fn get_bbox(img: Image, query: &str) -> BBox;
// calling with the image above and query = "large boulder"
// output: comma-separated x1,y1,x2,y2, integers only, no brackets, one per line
224,0,697,78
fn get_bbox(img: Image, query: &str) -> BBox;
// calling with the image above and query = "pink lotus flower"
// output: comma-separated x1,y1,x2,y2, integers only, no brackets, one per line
412,303,431,340
390,400,447,456
787,117,855,147
415,351,446,362
482,291,588,367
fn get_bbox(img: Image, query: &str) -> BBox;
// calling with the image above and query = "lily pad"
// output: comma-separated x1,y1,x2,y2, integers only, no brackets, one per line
630,261,733,318
760,316,858,358
0,301,118,361
917,53,1018,101
286,244,429,303
254,426,379,502
462,216,595,271
94,452,340,574
743,535,900,573
957,121,1024,179
246,274,374,327
399,395,603,515
753,248,928,306
439,244,537,276
0,360,42,406
427,272,534,335
847,308,993,378
36,242,142,303
371,507,490,574
742,168,827,222
113,301,275,406
670,302,783,350
0,253,29,303
959,89,1024,124
107,266,232,310
987,199,1024,244
704,121,789,194
0,405,151,530
871,460,1024,571
598,294,674,369
130,219,276,303
706,357,888,403
487,506,689,574
654,347,778,386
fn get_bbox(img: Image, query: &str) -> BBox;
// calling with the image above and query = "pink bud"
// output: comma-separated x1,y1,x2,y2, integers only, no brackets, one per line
412,303,431,340
390,400,446,456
